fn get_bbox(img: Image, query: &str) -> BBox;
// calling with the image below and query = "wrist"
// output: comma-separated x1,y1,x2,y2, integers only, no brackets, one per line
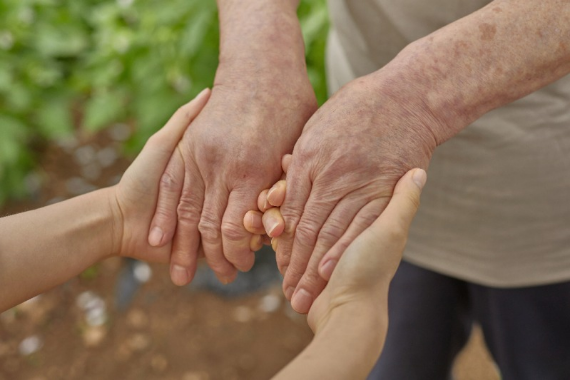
312,297,387,374
103,186,124,259
215,0,316,115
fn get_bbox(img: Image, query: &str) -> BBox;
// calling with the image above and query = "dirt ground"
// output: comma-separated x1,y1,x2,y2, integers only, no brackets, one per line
0,127,500,380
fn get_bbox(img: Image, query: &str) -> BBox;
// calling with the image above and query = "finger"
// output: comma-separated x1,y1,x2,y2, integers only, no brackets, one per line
257,189,271,212
262,235,272,246
199,186,238,283
316,169,426,281
317,198,389,282
144,89,210,246
282,154,292,174
288,195,371,314
250,234,263,252
262,208,285,238
169,165,204,286
373,168,426,235
281,190,337,301
148,149,184,247
267,180,286,207
243,210,265,235
221,190,258,272
275,158,312,278
134,88,210,185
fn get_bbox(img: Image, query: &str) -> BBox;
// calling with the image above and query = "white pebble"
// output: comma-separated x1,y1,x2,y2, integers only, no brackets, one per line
133,262,152,283
19,336,43,356
96,147,118,168
258,294,281,314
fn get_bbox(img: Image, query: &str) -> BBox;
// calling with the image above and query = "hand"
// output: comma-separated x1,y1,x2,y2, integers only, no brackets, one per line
246,166,426,331
147,81,317,286
111,89,211,262
307,168,426,332
276,74,440,313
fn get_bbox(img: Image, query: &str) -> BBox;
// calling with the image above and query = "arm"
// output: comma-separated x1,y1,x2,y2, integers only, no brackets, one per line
276,0,570,313
147,0,317,286
0,90,210,312
0,189,117,310
377,0,570,144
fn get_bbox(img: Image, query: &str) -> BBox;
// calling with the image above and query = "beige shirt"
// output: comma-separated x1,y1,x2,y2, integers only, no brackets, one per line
327,0,570,287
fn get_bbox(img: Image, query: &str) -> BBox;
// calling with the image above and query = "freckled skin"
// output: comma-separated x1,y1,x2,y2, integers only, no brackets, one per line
479,23,497,41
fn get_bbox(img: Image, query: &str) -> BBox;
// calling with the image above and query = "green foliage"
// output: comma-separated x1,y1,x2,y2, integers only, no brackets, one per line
0,0,329,205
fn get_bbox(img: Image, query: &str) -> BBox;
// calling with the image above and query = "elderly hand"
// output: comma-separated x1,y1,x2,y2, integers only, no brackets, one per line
246,165,426,329
146,81,316,286
275,74,440,313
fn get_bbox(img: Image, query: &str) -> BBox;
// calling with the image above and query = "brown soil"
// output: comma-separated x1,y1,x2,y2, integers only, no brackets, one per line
0,129,499,380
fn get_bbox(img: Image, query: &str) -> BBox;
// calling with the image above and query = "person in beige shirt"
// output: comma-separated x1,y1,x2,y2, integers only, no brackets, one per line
148,1,570,378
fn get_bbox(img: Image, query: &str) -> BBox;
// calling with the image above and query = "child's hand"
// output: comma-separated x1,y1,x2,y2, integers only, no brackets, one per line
307,168,426,332
109,89,211,264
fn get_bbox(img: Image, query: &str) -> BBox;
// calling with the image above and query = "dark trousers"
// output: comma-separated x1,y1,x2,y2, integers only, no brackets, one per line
367,261,570,380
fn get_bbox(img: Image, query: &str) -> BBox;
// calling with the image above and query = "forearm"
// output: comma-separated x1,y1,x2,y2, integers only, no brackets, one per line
373,0,570,144
215,0,315,109
0,188,117,311
274,300,387,380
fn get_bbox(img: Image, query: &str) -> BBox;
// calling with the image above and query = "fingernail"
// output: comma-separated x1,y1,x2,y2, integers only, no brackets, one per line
249,213,262,229
196,87,209,99
171,265,188,286
267,186,276,203
413,169,427,190
291,289,313,314
148,226,163,247
271,237,278,252
268,221,279,237
319,259,337,281
285,286,295,300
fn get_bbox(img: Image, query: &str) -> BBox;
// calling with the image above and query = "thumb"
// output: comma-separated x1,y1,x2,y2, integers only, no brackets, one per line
374,168,426,234
126,88,210,187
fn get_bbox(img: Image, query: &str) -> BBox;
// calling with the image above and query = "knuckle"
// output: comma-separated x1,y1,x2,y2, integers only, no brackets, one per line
317,220,345,245
221,220,247,242
280,207,302,233
160,170,181,192
198,217,221,242
300,271,324,290
153,205,175,224
176,197,202,225
294,222,319,249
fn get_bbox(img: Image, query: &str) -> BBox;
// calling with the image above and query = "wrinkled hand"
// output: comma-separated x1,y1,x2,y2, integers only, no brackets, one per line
148,84,316,286
277,75,440,313
113,90,210,262
245,164,426,331
307,168,425,331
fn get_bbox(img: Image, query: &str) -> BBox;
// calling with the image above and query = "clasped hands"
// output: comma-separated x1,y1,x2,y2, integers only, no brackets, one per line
122,76,433,319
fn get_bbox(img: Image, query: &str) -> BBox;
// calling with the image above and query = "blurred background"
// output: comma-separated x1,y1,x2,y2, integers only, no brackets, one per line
0,0,497,379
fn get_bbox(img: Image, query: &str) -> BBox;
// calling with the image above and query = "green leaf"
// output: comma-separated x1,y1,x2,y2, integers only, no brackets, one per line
180,8,213,58
0,115,29,166
34,23,89,57
83,90,126,132
36,96,74,139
